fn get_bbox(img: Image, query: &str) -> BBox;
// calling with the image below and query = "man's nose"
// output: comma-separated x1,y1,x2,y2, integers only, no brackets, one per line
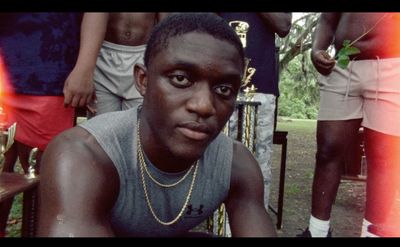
186,83,216,118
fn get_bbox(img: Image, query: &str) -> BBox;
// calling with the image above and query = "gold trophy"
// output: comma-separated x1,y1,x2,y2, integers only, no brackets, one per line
241,58,257,101
229,21,249,48
0,107,37,178
26,147,38,179
209,20,261,237
0,107,16,166
228,20,257,101
228,20,258,149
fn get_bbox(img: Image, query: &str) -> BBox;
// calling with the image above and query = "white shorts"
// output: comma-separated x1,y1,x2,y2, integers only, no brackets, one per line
318,57,400,137
93,41,145,115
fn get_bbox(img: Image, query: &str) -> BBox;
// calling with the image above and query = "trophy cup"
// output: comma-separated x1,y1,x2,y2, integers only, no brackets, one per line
228,20,257,101
229,21,249,48
0,107,16,166
208,20,261,237
228,20,259,148
241,59,257,101
27,147,38,179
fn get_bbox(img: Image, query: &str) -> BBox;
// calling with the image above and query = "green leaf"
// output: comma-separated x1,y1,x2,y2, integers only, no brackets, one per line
337,47,348,57
335,40,361,69
345,46,361,56
342,39,351,47
337,55,350,69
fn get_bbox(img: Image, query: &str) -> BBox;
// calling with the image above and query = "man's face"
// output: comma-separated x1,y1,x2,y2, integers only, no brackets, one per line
138,32,243,162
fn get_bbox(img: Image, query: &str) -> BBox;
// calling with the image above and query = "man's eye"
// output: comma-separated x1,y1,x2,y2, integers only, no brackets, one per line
170,75,190,87
215,85,234,98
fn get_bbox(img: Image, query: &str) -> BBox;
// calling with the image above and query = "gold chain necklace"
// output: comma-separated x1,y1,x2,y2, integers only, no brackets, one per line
137,119,199,226
137,130,195,188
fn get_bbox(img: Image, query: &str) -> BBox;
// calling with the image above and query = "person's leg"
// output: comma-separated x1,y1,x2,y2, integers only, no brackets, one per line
364,129,400,228
360,57,400,236
1,143,18,172
313,119,362,219
253,93,275,208
91,83,122,118
299,62,365,237
308,119,361,237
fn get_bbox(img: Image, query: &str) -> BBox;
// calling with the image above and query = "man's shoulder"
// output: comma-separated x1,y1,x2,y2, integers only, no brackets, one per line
49,126,98,154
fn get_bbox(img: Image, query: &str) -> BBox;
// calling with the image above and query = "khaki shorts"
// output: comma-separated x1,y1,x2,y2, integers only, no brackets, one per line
318,57,400,136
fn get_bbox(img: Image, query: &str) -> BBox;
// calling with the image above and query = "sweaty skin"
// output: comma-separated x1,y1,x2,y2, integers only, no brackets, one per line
334,13,400,59
105,13,169,46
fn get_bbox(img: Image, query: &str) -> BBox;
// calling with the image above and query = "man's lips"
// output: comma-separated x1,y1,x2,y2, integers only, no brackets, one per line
177,122,212,141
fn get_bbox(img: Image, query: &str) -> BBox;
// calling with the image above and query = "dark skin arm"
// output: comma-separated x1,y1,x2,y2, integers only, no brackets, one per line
258,12,292,38
63,13,109,109
225,141,277,237
311,13,341,75
37,127,119,237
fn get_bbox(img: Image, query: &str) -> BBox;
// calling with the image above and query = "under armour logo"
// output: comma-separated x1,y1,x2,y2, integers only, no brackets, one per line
186,204,204,216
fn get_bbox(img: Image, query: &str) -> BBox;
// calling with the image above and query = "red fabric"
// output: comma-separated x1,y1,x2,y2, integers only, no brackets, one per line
3,94,74,151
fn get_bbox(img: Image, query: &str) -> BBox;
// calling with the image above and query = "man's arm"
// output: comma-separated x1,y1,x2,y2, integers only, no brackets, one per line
63,13,109,109
37,127,119,237
311,13,341,75
225,141,277,237
258,12,292,37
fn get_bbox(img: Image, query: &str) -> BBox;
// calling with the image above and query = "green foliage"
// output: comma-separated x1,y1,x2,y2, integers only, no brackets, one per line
336,40,360,69
277,13,320,120
278,53,319,119
6,194,22,237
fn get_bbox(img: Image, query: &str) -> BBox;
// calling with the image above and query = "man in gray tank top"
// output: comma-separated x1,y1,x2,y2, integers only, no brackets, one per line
37,13,277,237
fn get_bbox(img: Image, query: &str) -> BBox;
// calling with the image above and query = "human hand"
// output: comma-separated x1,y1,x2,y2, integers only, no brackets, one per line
63,67,95,108
311,50,336,76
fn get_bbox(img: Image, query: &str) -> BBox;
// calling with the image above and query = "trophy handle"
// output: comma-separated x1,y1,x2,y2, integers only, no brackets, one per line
27,147,39,179
5,122,16,151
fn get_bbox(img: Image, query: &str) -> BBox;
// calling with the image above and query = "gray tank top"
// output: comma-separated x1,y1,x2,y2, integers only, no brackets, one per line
79,106,233,237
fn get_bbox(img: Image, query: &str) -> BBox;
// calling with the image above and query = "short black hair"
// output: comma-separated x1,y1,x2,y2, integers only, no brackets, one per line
144,13,244,70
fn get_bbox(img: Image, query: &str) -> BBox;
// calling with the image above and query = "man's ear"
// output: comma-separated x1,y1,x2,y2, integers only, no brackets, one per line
134,63,148,96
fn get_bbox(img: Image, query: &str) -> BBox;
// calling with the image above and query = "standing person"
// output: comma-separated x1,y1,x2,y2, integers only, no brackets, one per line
0,13,83,237
64,13,170,118
219,12,292,209
37,13,277,237
63,13,109,111
299,12,400,237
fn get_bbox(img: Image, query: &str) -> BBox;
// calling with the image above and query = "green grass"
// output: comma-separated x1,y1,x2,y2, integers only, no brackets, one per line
269,118,317,232
276,118,317,135
6,194,22,237
268,118,318,236
3,163,24,237
285,184,301,196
